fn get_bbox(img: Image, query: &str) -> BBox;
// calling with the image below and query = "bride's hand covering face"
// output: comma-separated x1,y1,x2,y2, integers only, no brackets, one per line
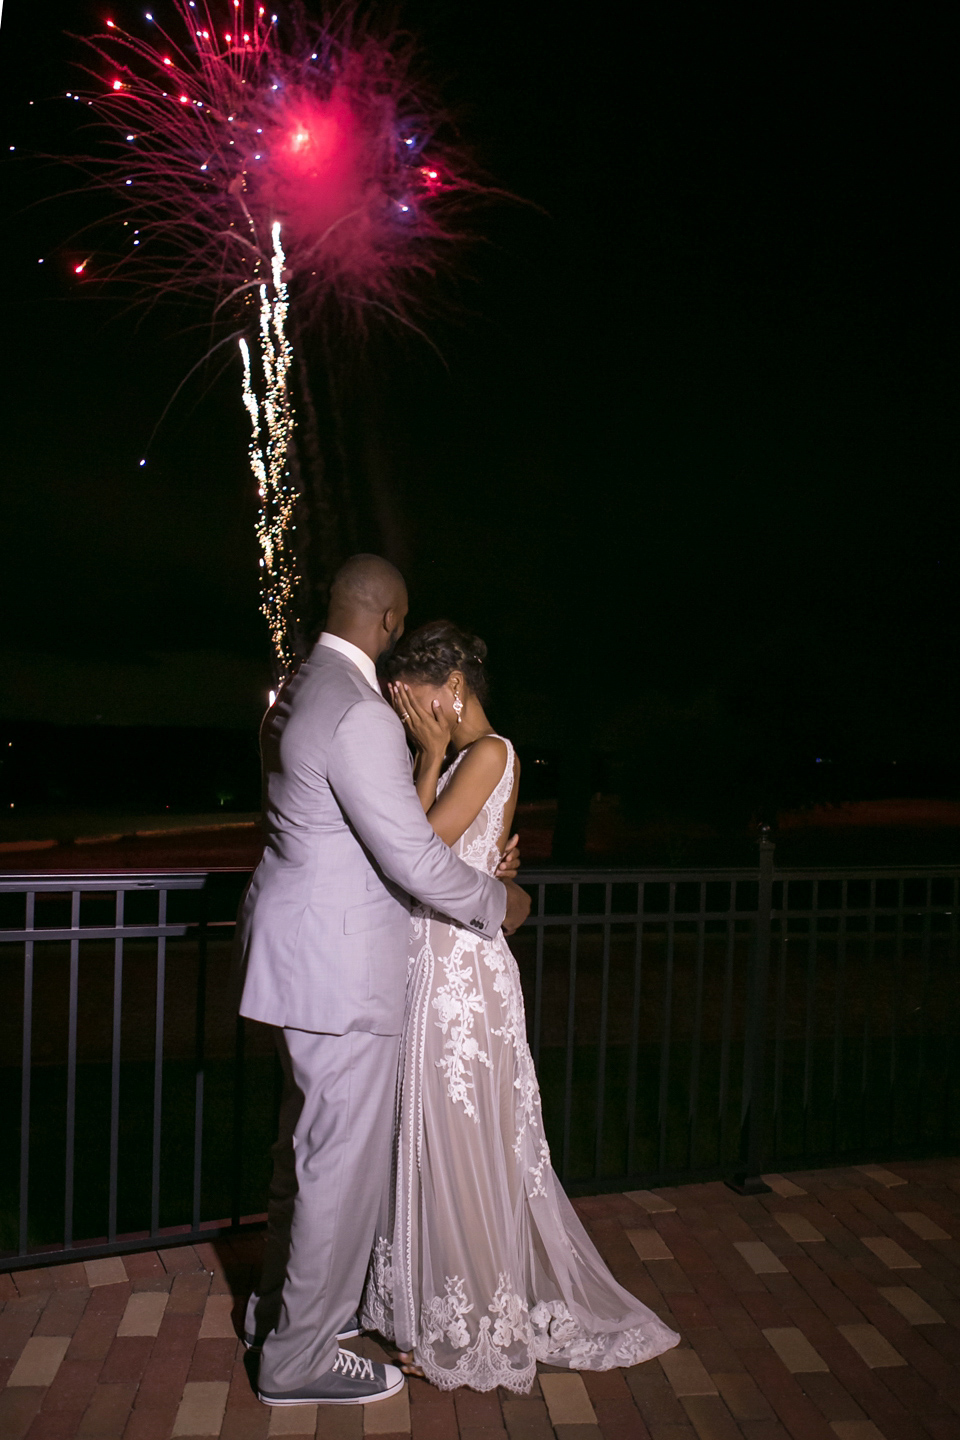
389,680,451,759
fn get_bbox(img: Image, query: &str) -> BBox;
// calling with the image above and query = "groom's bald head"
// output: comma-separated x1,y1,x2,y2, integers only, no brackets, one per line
329,554,407,617
326,554,408,662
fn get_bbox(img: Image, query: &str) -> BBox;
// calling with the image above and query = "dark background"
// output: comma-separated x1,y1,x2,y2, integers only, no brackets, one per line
1,0,957,853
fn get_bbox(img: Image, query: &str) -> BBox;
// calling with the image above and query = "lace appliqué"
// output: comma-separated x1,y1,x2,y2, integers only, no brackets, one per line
432,934,492,1119
361,1235,395,1338
418,1273,536,1395
475,935,551,1194
530,1298,679,1370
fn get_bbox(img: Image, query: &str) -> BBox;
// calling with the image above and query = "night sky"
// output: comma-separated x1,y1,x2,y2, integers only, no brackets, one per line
1,2,957,788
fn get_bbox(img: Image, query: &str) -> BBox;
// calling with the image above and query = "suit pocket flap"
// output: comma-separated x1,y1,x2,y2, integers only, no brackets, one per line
343,896,399,935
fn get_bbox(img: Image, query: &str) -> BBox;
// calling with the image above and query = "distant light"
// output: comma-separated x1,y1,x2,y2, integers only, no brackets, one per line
38,258,44,263
146,12,154,20
112,80,123,90
126,133,135,140
74,262,86,274
403,136,415,146
179,94,189,103
125,178,132,184
397,202,409,212
815,757,822,764
268,689,277,707
139,458,146,467
200,163,208,171
8,146,14,152
163,57,172,65
107,19,116,27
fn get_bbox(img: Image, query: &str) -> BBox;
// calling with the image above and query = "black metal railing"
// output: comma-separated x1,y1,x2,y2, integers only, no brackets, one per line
2,847,958,1270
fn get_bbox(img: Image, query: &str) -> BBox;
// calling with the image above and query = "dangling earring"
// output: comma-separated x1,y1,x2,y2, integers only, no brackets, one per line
452,689,463,724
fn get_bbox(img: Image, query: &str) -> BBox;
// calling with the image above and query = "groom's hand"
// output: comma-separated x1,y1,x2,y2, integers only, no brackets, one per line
501,878,532,936
495,834,521,882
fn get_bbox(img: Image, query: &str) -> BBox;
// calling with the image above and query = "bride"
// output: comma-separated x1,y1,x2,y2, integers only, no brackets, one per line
361,620,679,1393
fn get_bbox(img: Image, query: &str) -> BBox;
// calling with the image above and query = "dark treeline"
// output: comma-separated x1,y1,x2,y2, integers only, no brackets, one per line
3,719,958,853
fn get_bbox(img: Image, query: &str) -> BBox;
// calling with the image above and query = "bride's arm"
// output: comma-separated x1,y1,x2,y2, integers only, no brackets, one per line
421,736,511,847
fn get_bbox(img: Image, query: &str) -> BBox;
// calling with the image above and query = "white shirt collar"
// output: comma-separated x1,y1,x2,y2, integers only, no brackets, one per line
317,632,381,693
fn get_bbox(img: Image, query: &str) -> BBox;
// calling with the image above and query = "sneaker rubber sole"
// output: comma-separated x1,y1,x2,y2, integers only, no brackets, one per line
257,1372,405,1406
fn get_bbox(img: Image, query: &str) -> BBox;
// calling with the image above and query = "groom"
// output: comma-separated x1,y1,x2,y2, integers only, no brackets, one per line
235,554,531,1407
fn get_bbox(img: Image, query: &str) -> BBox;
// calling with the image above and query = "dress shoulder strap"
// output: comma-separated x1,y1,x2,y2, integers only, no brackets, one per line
480,734,516,801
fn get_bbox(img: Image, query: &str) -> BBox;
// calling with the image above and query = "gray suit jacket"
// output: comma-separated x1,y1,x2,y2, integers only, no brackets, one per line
235,643,507,1035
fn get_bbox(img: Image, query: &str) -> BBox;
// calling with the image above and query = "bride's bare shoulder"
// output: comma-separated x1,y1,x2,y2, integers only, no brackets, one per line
456,735,518,783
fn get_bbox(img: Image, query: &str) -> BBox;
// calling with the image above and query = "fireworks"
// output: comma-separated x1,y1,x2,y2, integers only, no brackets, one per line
71,0,485,674
240,221,299,674
76,1,477,326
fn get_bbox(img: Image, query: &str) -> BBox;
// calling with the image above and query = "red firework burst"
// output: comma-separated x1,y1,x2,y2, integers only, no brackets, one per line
75,1,483,328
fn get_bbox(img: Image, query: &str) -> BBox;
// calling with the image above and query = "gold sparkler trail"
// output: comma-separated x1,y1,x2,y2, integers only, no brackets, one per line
239,221,300,676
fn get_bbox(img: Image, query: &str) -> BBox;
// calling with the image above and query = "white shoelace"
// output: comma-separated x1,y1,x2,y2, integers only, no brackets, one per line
332,1349,375,1381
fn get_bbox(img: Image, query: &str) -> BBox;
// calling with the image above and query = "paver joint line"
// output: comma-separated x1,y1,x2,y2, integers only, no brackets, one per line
894,1212,950,1242
658,1348,718,1397
537,1372,597,1426
8,1335,71,1388
837,1324,907,1369
857,1166,907,1188
877,1286,944,1326
861,1237,920,1269
733,1242,788,1275
761,1326,829,1374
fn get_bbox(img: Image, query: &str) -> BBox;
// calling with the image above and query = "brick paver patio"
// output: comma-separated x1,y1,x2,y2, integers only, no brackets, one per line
3,1159,960,1440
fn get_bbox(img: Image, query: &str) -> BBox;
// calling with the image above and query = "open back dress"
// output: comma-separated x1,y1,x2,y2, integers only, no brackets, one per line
361,735,679,1393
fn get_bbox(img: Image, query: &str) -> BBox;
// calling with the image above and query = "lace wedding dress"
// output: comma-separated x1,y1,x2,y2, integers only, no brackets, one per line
361,736,679,1393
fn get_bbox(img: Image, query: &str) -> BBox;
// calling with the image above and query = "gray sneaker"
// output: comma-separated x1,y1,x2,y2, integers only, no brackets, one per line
244,1315,360,1349
258,1348,404,1406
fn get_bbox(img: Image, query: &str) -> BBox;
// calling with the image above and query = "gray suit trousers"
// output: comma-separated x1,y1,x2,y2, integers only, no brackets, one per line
246,1027,401,1390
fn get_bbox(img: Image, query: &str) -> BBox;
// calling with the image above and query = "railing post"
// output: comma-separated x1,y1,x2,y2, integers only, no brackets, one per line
728,829,775,1195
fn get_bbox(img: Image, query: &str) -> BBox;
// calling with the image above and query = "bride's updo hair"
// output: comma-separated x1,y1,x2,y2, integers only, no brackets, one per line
386,620,489,705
